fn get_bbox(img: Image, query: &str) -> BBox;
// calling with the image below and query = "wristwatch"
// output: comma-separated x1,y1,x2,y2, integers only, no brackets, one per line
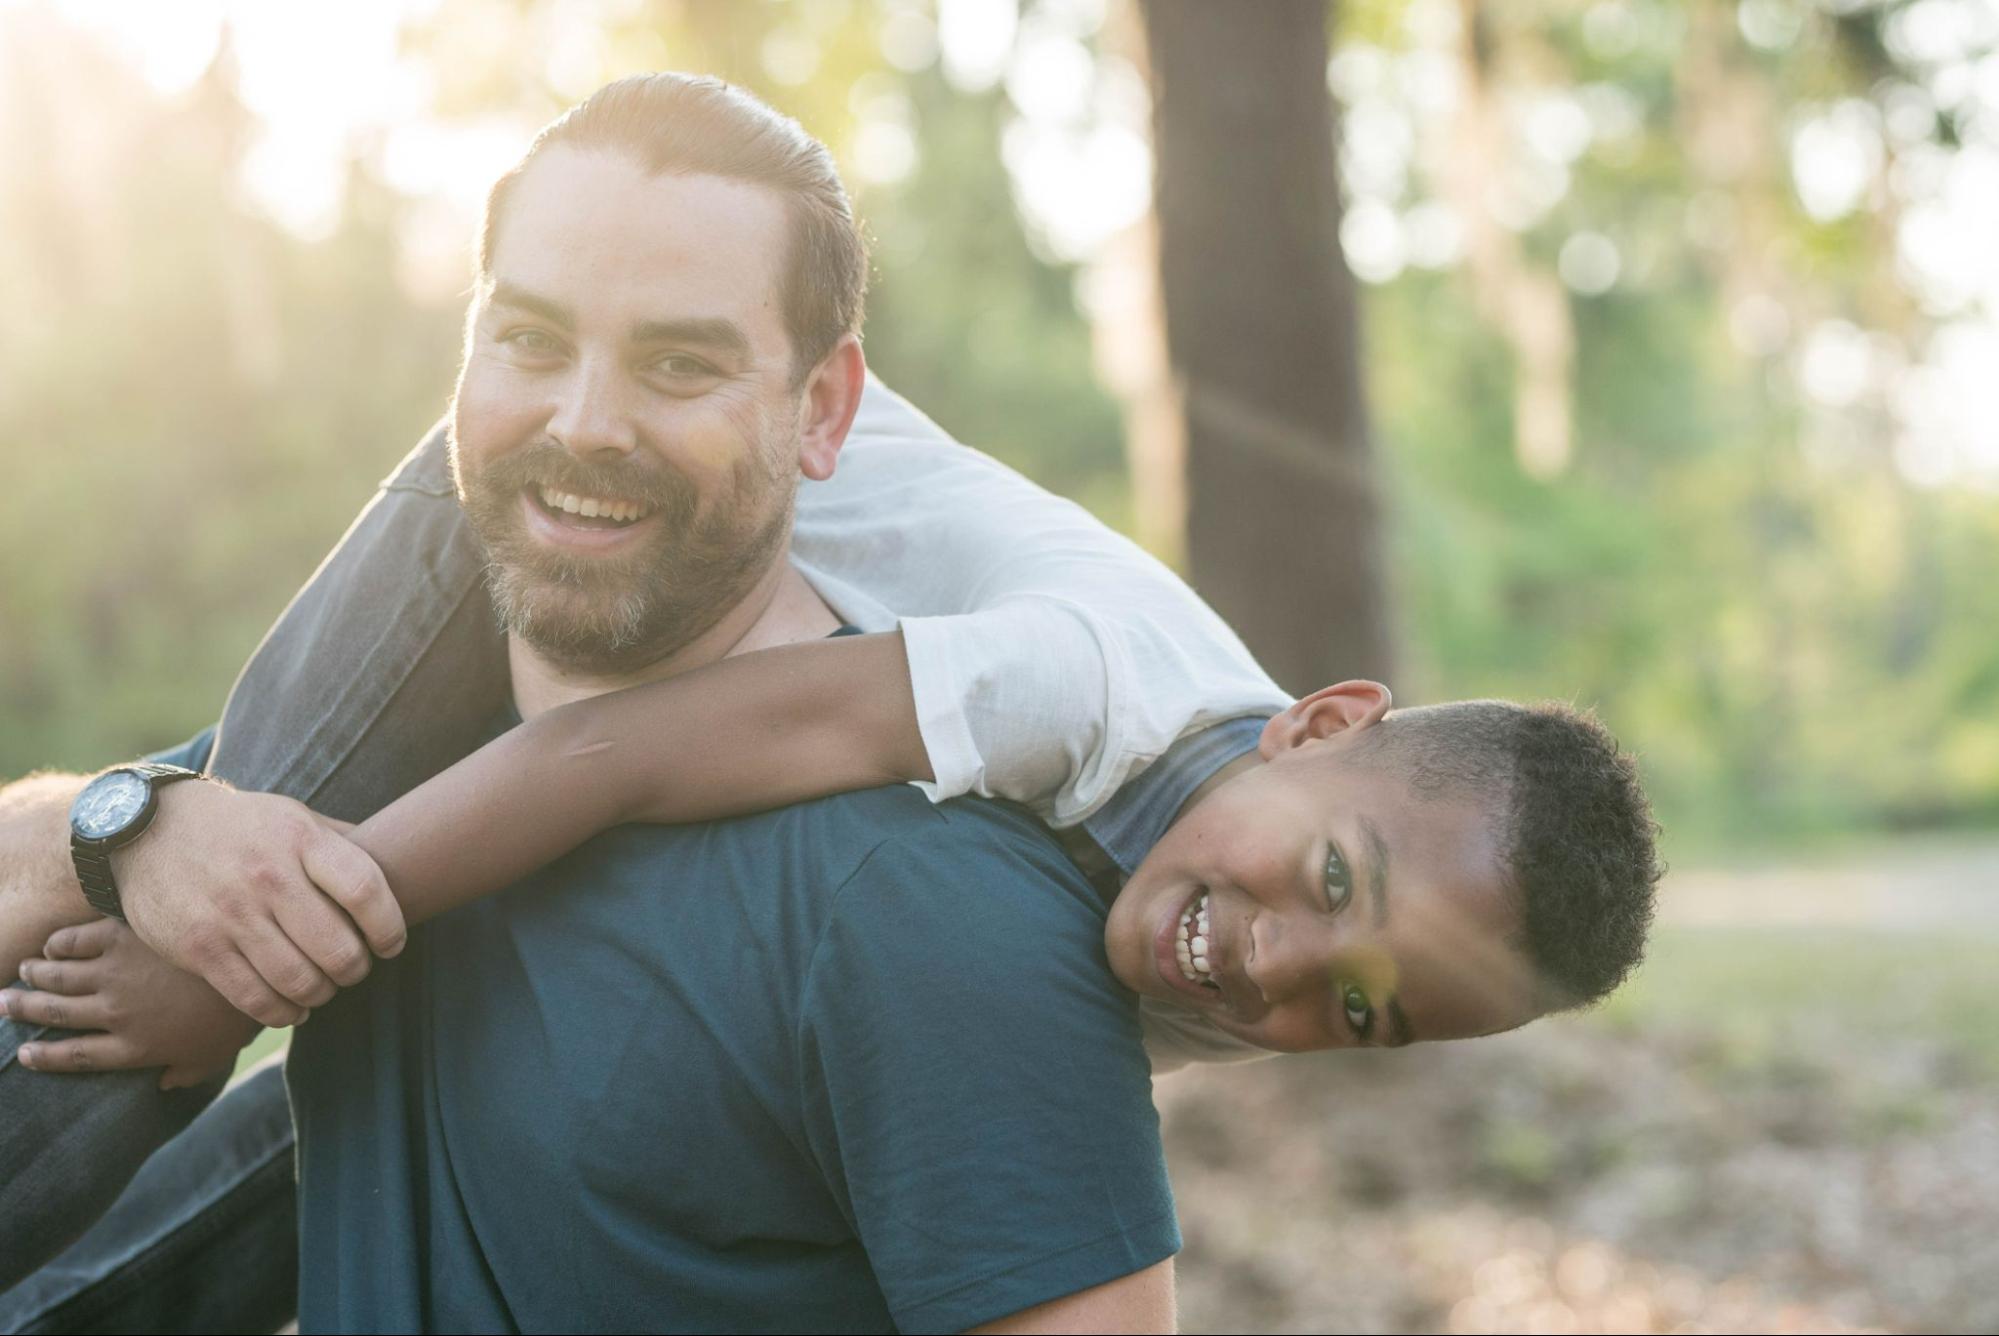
69,763,205,920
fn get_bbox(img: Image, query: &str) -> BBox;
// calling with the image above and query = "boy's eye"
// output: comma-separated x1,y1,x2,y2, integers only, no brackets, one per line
1323,845,1353,914
1342,984,1373,1038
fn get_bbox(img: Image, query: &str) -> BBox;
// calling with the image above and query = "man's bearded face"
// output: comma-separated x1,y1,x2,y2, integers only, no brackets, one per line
447,148,810,677
452,421,794,677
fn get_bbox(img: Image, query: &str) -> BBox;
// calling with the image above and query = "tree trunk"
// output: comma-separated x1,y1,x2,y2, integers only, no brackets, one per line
1136,0,1392,694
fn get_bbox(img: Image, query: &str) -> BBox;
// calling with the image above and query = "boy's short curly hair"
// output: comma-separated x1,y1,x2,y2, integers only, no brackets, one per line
1351,699,1662,1011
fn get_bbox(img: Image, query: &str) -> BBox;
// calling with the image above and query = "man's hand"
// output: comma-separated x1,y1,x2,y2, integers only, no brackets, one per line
113,780,405,1027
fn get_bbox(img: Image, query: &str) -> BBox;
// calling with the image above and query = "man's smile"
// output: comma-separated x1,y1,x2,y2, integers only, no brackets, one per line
519,484,663,552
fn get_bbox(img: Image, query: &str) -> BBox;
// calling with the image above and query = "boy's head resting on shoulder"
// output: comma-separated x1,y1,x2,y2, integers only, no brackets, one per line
1104,682,1661,1054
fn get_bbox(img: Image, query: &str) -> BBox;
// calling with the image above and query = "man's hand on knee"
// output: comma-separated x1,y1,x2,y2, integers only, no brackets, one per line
114,782,404,1028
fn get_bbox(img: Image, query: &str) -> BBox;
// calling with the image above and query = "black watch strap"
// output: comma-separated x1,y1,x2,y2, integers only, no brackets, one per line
70,765,203,921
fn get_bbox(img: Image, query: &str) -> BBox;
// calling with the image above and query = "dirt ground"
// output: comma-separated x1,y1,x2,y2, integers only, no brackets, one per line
1160,840,1999,1335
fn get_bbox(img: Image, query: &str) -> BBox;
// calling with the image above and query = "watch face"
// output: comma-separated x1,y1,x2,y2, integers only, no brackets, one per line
73,770,151,841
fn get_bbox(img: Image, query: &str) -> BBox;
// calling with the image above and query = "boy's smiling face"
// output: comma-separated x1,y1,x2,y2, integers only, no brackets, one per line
1104,683,1549,1053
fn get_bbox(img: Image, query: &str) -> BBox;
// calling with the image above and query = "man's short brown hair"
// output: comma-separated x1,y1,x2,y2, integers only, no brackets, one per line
480,73,868,379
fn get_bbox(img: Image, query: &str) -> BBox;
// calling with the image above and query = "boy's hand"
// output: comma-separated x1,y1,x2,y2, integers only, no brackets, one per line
111,781,404,1027
1,918,261,1089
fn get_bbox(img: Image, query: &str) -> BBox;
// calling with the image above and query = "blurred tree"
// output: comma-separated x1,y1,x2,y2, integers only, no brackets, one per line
1137,0,1393,693
6,0,1997,853
0,10,459,770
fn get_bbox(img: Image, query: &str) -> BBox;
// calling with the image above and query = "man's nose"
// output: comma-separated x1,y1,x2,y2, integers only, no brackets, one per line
546,354,639,460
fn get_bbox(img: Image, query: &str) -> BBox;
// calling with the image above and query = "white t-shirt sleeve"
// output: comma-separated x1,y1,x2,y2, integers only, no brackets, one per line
792,375,1293,827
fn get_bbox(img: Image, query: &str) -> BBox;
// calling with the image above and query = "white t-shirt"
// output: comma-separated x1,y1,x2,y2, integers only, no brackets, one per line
794,375,1293,827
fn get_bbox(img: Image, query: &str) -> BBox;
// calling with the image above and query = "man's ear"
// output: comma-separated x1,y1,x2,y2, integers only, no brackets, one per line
1258,680,1393,758
797,334,866,482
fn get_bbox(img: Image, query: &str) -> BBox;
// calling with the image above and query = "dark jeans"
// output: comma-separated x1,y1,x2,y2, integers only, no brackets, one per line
0,424,502,1332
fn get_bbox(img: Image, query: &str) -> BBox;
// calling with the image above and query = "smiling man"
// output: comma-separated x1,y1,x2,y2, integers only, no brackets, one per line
268,81,1179,1333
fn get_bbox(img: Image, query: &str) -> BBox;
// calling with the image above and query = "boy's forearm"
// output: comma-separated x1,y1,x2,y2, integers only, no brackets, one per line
0,773,95,971
346,631,933,928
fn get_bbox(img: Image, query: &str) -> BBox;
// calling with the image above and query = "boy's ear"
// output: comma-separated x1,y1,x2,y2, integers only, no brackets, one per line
1258,681,1393,758
797,334,866,482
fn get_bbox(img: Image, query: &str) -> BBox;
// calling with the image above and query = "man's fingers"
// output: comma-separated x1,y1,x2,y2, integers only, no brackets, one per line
18,1032,144,1074
1,986,112,1032
43,918,118,960
17,956,103,997
239,925,338,1011
301,830,406,958
205,951,309,1029
271,886,373,988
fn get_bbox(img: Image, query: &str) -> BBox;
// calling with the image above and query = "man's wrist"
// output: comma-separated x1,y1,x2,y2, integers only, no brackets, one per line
70,764,207,921
0,773,98,970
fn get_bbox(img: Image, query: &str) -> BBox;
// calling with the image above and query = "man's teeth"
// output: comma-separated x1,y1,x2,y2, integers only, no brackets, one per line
537,485,652,523
1175,892,1216,987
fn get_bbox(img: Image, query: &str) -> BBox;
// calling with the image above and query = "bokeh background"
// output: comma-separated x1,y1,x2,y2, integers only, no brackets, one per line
2,0,1995,1331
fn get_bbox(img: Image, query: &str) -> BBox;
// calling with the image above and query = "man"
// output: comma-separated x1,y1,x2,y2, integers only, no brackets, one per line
4,75,1181,1331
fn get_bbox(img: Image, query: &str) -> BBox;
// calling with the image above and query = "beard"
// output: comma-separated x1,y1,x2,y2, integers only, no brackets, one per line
452,426,796,677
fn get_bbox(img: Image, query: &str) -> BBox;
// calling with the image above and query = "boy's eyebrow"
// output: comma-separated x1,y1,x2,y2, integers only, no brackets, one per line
1359,817,1414,1046
1385,997,1415,1047
1360,814,1391,928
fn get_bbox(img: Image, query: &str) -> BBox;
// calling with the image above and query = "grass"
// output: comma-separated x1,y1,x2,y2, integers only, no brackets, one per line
1595,924,1999,1073
233,1025,289,1078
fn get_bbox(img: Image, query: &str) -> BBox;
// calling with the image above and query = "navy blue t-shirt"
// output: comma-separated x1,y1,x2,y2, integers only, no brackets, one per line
213,713,1182,1333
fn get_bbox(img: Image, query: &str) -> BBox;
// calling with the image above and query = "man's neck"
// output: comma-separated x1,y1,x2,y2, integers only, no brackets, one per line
509,555,841,718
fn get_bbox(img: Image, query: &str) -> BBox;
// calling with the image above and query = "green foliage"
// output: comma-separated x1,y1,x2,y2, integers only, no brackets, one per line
1601,924,1999,1076
3,0,1994,859
0,40,458,771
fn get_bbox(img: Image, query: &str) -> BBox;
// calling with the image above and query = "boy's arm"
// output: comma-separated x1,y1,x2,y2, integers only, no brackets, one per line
798,377,1293,828
347,631,931,926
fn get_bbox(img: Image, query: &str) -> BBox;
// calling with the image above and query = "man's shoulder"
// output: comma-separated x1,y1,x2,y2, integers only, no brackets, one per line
810,787,1106,924
739,782,1094,897
796,789,1123,1023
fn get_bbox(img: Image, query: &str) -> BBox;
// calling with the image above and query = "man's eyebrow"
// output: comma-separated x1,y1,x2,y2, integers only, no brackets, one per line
487,283,573,328
1385,997,1415,1048
630,316,751,360
1360,814,1391,929
485,288,752,361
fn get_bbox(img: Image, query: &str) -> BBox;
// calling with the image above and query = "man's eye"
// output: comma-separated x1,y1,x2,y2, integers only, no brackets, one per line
1342,984,1373,1038
1324,845,1353,914
653,355,716,378
503,329,561,356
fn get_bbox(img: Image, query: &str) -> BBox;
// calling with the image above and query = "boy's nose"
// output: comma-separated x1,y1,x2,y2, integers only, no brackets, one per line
1242,909,1339,1007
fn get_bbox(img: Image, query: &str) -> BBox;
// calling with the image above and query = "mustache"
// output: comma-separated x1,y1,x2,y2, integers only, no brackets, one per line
475,441,697,514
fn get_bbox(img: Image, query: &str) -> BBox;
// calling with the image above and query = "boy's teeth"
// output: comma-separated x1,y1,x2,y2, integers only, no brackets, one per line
1176,892,1215,984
